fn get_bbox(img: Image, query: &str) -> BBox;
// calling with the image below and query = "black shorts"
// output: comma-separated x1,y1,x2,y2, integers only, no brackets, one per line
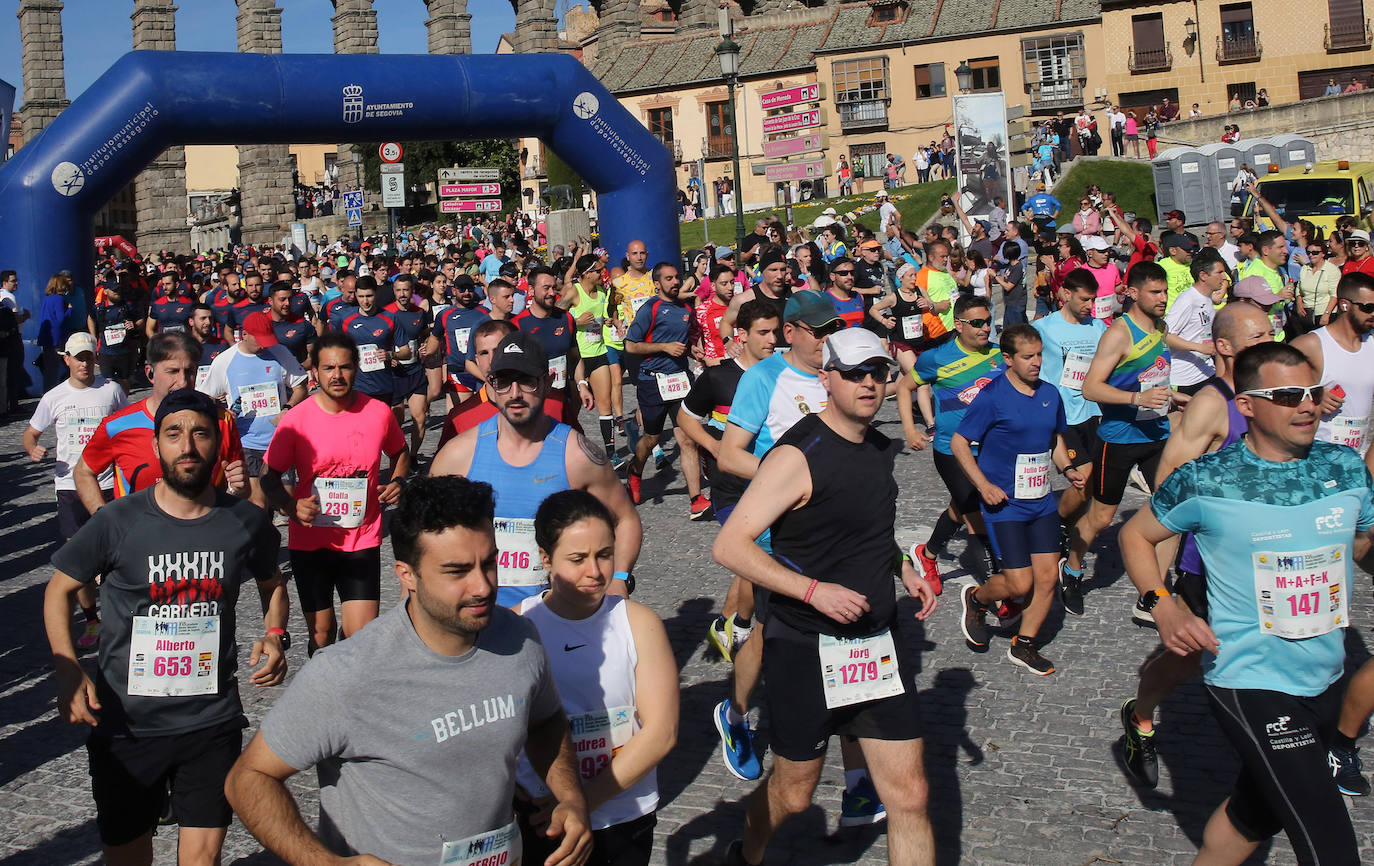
393,365,428,401
518,805,656,866
56,488,111,539
634,375,686,437
1206,683,1356,861
97,352,134,381
1091,438,1165,506
87,717,245,846
582,353,608,376
933,449,980,515
985,512,1062,570
289,546,382,612
1060,417,1099,470
761,620,922,762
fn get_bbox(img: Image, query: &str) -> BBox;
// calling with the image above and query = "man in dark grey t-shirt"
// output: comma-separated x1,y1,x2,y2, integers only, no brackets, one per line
44,387,288,866
227,475,594,866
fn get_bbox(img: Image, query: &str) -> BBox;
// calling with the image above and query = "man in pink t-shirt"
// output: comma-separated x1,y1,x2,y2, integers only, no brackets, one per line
261,332,409,655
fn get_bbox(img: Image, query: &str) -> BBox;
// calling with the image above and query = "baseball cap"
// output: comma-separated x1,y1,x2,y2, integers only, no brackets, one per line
715,246,736,260
61,332,97,356
823,327,893,372
1036,181,1047,191
240,311,279,347
784,290,841,328
153,388,221,434
822,207,838,217
1163,232,1199,252
858,239,883,251
336,255,349,267
758,250,788,270
875,190,889,199
1348,229,1371,244
1081,235,1111,252
1165,209,1186,221
488,331,549,379
975,219,992,233
1234,275,1285,306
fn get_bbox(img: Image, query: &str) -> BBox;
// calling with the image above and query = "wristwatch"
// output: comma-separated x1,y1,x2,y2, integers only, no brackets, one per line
267,627,291,652
614,571,636,594
1135,588,1171,614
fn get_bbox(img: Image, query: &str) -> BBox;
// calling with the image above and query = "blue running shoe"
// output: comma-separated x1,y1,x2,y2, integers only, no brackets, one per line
839,775,887,827
712,700,762,781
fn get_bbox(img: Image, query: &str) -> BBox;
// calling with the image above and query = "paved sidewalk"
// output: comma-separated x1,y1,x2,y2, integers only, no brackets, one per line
1,391,1372,865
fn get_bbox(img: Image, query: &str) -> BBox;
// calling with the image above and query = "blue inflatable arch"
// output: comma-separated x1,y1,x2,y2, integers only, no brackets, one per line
0,50,679,383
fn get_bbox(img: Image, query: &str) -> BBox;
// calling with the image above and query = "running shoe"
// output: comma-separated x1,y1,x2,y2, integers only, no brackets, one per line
75,621,101,650
960,585,991,650
627,472,643,505
1131,595,1156,627
839,775,887,826
909,543,943,596
1120,698,1159,788
994,597,1024,628
654,445,671,471
706,616,734,662
1007,636,1054,675
731,623,753,657
1058,557,1085,616
690,494,712,521
712,700,762,781
611,452,632,472
1329,745,1372,796
1128,465,1151,494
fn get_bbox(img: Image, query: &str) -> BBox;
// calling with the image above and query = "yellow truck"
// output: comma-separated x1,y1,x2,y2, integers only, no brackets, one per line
1234,160,1374,234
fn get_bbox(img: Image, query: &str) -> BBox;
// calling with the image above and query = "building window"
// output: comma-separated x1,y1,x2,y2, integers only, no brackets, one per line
706,101,734,160
1231,81,1258,106
1022,33,1085,109
1328,0,1371,49
914,62,946,99
647,107,674,148
1218,3,1261,61
968,57,1000,91
868,1,907,24
1129,13,1172,72
849,142,887,180
834,57,890,129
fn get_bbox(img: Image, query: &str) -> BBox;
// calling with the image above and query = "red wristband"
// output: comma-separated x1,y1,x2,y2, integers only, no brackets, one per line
803,579,819,604
266,627,286,637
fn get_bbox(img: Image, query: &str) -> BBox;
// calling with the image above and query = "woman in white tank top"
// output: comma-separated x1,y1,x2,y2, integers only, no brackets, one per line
514,490,678,866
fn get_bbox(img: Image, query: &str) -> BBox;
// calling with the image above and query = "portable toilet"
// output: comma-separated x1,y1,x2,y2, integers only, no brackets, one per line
1199,142,1248,218
1244,139,1280,177
1152,146,1215,225
1269,134,1317,170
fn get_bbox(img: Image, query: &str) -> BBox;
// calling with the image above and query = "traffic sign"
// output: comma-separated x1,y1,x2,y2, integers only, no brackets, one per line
346,207,363,226
379,142,403,163
764,158,830,183
440,183,501,198
762,131,828,159
760,83,824,111
761,109,825,136
342,190,363,211
381,165,405,208
439,199,502,213
438,167,500,182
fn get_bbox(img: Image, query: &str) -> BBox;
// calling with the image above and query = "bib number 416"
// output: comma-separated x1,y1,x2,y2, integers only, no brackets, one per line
499,550,531,571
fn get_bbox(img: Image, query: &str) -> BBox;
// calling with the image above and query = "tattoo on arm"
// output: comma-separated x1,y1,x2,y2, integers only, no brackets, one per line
577,431,608,466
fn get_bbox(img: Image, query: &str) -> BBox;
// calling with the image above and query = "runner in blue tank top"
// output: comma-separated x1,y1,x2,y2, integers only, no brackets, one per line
430,330,642,607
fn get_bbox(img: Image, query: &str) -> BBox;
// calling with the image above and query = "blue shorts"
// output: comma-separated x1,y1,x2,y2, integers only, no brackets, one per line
607,346,624,366
985,511,1061,570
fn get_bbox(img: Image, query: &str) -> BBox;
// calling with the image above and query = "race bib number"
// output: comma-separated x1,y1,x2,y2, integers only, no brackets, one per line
818,629,904,709
570,706,636,783
1092,294,1113,320
1136,363,1171,420
1060,352,1091,391
314,476,367,529
1253,545,1347,639
1320,415,1368,451
127,615,219,697
238,381,281,417
359,343,386,372
196,365,212,390
1013,451,1052,500
439,819,522,866
630,294,652,315
656,371,691,401
399,339,420,367
901,315,923,341
103,325,127,347
455,328,472,355
494,517,545,587
161,323,186,333
548,355,568,390
59,413,101,453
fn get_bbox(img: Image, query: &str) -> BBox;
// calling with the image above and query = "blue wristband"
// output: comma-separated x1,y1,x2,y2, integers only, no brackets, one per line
613,571,630,583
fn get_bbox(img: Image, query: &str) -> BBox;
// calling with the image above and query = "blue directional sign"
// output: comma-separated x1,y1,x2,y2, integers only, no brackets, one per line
346,206,363,227
342,190,364,210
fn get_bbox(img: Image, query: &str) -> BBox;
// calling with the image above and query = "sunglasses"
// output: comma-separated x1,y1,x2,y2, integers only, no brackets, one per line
831,362,889,383
831,269,855,276
1241,385,1324,407
957,317,992,328
797,320,847,338
1308,249,1326,256
488,374,541,394
1351,240,1369,247
1349,300,1374,313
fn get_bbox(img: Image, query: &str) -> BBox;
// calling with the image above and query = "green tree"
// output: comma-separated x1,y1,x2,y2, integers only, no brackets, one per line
359,139,520,219
543,148,585,210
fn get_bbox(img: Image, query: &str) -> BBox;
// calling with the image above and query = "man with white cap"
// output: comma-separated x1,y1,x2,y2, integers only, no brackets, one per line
811,207,840,230
25,332,127,648
716,326,938,866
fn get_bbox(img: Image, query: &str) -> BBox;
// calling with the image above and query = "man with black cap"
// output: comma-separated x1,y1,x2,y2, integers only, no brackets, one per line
1162,209,1198,250
719,249,793,348
1158,231,1198,310
198,310,308,509
435,273,490,408
44,386,288,866
623,260,702,505
431,329,642,608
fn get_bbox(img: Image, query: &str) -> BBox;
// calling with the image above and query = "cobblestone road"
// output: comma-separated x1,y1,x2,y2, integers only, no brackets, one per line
2,388,1373,866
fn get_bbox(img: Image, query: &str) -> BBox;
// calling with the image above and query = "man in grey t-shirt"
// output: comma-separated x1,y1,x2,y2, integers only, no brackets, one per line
227,475,593,866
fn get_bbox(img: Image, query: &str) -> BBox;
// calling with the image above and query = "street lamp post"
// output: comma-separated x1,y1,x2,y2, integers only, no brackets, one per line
716,36,746,251
954,59,974,93
1185,16,1205,83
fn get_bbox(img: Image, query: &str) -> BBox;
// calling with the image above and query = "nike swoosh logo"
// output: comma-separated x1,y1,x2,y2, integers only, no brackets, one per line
564,643,586,652
533,474,558,484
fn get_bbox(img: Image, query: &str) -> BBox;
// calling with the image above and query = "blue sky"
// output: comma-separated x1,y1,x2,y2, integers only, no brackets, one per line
1,0,520,105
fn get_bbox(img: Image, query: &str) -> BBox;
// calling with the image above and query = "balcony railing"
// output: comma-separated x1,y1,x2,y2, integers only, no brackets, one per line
652,135,685,163
1217,33,1262,62
1326,18,1372,49
1028,78,1083,110
1128,44,1173,72
704,136,735,160
837,99,889,130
